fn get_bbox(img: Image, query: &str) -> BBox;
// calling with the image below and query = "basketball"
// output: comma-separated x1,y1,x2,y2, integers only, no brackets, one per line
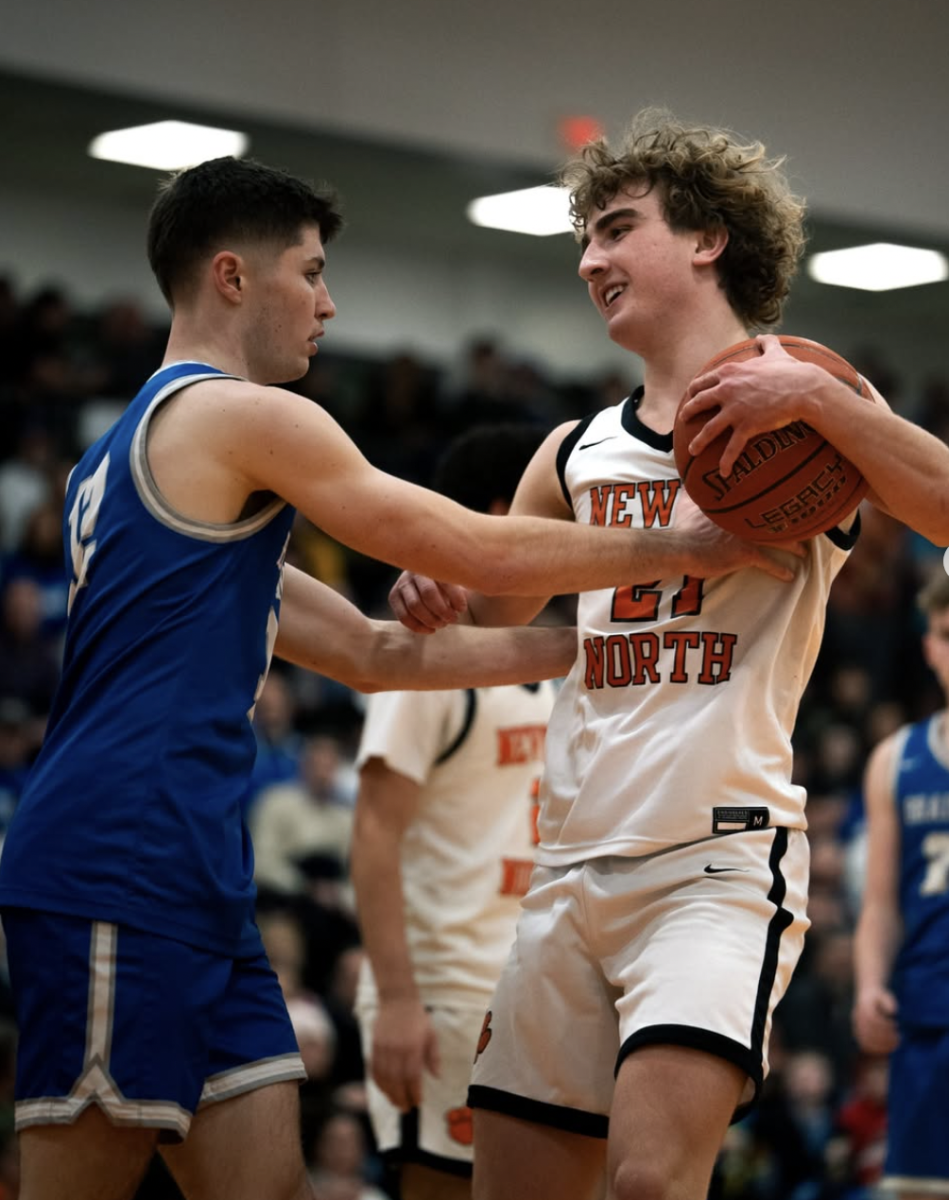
673,336,870,542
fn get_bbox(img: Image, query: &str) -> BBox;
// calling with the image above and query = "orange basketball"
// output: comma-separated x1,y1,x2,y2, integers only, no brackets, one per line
673,336,870,543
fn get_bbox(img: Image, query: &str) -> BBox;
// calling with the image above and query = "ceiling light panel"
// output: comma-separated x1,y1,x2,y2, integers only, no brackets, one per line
88,121,249,170
466,185,573,237
806,242,948,292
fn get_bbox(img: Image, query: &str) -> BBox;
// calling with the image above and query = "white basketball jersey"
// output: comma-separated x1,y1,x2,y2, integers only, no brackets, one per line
356,680,556,1002
536,394,856,866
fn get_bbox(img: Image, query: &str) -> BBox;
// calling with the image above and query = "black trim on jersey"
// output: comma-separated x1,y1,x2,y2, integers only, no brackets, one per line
468,1084,609,1139
434,689,477,765
556,413,599,509
621,387,673,452
385,1109,473,1178
824,509,861,551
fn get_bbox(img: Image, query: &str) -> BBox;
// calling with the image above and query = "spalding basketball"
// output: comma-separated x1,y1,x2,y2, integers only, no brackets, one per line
673,336,870,543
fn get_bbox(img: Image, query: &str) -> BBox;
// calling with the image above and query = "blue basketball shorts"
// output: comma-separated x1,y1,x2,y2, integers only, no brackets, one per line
884,1024,949,1193
3,908,306,1140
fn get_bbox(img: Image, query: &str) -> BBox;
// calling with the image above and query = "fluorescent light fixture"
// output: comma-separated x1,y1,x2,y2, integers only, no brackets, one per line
466,185,573,237
88,121,249,170
807,242,948,292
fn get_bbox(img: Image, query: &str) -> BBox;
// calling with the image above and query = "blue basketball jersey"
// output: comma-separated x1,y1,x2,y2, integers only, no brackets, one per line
890,715,949,1028
0,363,296,956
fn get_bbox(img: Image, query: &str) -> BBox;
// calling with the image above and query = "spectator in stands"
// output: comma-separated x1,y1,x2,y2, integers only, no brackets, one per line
251,734,357,894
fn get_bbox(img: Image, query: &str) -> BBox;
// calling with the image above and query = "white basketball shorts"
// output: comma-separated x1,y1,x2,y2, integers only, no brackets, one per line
469,827,809,1135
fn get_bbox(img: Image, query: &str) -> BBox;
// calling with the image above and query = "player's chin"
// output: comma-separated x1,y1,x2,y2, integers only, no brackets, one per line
605,309,637,349
271,358,311,385
294,345,317,373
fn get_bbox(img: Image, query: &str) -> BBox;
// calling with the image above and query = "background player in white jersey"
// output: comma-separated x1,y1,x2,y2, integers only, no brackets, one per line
0,156,803,1200
352,424,556,1200
853,571,949,1200
389,109,949,1200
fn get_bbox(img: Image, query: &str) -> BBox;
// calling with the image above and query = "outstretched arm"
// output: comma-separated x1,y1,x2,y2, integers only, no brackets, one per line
388,420,804,633
275,565,577,689
852,733,903,1055
200,382,799,600
681,334,949,544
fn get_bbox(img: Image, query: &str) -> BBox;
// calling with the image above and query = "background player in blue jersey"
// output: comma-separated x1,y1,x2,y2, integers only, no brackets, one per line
853,571,949,1200
0,156,794,1200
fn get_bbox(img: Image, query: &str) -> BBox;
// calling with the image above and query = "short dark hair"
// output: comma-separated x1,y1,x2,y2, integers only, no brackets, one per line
431,423,547,512
147,156,344,306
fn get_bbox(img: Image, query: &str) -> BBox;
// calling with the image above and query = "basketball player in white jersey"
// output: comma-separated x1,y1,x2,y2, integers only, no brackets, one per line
389,109,949,1200
353,425,557,1200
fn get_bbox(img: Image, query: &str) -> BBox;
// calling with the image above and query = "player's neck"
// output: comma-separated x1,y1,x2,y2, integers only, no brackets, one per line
163,317,251,382
635,313,749,431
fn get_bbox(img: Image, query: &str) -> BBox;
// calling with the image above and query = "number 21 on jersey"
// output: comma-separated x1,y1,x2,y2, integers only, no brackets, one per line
67,454,110,614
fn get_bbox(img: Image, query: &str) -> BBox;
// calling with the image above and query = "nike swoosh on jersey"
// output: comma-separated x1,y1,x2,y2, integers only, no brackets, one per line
578,436,618,450
703,864,749,875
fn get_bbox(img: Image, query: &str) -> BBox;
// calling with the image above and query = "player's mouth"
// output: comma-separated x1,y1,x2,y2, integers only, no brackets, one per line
602,283,626,311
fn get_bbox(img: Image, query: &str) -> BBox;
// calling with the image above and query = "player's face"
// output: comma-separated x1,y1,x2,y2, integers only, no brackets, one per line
578,185,701,352
245,225,336,384
924,608,949,695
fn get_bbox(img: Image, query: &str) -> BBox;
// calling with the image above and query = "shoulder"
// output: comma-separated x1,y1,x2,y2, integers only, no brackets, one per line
509,419,584,520
168,378,345,470
176,378,314,427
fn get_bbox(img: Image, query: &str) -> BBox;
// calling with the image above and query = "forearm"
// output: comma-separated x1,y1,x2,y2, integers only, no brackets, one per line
803,380,949,543
471,517,705,596
357,621,576,688
276,565,576,690
853,902,901,993
464,592,553,628
351,815,417,1001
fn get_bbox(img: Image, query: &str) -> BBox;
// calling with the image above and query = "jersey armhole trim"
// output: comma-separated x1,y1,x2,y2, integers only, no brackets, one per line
434,689,477,765
130,373,286,542
556,415,598,510
823,509,861,551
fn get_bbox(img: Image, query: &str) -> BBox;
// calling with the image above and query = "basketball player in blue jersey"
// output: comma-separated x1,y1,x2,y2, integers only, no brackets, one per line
389,110,949,1200
0,157,793,1200
853,571,949,1200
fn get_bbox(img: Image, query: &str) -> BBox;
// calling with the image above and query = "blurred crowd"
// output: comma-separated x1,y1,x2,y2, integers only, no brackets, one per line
1,272,948,1199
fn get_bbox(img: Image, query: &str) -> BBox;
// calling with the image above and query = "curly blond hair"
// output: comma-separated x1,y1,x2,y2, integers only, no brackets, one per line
559,108,807,330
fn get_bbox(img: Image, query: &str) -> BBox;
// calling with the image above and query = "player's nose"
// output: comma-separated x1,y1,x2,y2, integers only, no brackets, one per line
578,241,606,282
316,283,336,321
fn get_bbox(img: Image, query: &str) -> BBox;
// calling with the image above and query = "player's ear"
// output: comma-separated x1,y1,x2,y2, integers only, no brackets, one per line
211,251,245,303
693,224,728,266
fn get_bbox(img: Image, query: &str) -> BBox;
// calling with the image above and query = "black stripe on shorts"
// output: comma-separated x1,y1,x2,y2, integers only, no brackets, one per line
468,1085,609,1139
